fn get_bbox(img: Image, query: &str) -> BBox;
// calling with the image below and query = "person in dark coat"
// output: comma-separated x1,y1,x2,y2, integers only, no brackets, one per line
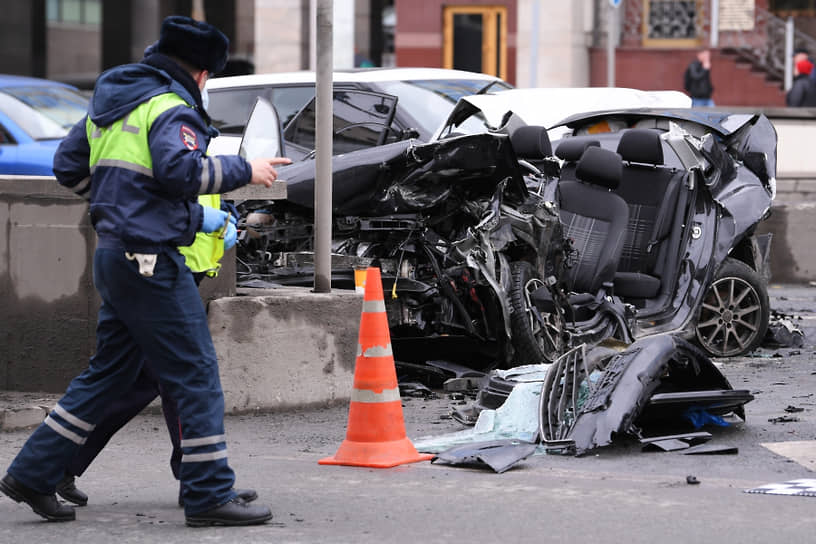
684,49,715,107
787,58,816,107
0,15,288,527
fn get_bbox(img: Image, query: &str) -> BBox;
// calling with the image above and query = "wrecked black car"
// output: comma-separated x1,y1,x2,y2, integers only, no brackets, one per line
234,90,777,367
238,106,564,368
541,108,776,359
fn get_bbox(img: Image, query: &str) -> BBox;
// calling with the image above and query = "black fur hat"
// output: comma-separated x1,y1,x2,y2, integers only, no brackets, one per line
157,15,229,74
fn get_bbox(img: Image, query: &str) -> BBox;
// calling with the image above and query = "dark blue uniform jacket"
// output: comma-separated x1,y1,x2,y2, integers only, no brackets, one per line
53,58,251,251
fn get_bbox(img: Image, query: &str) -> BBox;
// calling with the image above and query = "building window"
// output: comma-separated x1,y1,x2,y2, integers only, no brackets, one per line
443,5,507,80
769,1,816,15
643,0,703,47
47,0,101,25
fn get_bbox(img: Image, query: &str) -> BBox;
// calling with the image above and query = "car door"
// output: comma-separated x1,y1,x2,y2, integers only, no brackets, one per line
282,89,398,161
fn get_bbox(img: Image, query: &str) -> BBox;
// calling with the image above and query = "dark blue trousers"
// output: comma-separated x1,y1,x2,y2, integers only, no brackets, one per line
7,248,235,514
67,271,208,482
66,361,182,480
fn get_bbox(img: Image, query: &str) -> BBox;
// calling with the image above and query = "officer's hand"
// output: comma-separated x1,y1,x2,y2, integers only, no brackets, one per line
201,206,229,233
250,157,293,187
223,222,238,250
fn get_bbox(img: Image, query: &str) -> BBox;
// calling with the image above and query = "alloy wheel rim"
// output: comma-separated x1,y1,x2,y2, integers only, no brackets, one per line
695,275,763,357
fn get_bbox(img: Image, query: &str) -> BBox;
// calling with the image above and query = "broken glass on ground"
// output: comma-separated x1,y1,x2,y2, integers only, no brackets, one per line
414,381,542,454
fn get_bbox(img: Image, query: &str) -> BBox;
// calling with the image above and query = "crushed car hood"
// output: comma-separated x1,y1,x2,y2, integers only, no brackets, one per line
275,132,528,216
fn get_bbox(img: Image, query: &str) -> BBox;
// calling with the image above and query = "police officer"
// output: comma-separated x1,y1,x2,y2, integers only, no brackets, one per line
54,42,259,511
56,198,257,509
0,16,289,526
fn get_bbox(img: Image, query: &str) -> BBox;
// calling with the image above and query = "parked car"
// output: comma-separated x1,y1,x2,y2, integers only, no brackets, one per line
0,75,88,175
205,68,512,155
234,88,776,366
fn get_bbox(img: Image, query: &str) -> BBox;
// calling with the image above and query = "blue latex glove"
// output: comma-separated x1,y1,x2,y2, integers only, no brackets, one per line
201,206,228,233
223,222,237,250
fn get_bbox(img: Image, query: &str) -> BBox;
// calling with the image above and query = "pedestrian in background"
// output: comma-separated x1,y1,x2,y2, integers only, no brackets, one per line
0,15,289,527
684,49,715,107
793,47,816,83
787,58,816,107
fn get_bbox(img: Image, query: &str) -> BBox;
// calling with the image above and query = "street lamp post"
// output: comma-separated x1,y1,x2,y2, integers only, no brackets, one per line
607,0,621,87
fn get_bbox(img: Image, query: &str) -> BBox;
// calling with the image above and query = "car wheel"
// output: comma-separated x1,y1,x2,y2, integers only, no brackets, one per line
509,261,565,364
694,257,770,357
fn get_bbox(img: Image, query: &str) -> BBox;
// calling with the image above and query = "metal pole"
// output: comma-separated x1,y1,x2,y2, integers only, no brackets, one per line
314,0,333,293
310,0,317,70
785,16,794,92
606,2,615,87
529,0,539,87
710,0,719,48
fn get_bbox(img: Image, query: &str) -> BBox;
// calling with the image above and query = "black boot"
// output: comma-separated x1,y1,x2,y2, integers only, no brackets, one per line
235,488,258,503
56,475,88,506
179,484,258,507
185,498,272,527
0,474,75,522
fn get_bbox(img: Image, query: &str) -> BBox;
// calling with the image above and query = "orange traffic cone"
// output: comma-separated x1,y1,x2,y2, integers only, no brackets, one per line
319,267,433,468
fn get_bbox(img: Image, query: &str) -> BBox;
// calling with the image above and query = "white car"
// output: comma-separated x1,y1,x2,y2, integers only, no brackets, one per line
205,68,512,155
435,87,692,141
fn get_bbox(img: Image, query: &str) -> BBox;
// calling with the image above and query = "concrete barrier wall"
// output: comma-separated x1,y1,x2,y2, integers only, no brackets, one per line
0,177,97,392
210,288,361,412
0,177,286,394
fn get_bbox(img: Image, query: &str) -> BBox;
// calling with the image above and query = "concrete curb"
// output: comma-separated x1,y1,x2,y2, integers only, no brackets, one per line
0,393,58,432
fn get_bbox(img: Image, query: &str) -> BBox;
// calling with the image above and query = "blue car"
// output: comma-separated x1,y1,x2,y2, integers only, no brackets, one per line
0,75,88,175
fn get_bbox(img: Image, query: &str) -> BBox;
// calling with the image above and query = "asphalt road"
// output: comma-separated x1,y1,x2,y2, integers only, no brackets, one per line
0,285,814,543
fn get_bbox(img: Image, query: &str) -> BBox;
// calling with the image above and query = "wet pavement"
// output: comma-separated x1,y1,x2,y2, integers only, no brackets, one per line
0,284,814,543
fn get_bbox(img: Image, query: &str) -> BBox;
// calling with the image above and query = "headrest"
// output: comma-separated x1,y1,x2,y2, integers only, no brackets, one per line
615,129,663,165
157,15,230,73
554,138,600,162
575,146,623,190
510,125,552,159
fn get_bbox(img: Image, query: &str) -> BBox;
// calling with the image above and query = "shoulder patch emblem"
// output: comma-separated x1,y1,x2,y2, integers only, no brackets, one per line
180,125,198,150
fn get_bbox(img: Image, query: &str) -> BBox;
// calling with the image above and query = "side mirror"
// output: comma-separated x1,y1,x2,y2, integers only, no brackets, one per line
239,97,285,160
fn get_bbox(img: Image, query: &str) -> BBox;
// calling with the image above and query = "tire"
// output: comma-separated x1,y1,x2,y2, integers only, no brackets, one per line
509,261,565,364
694,257,770,357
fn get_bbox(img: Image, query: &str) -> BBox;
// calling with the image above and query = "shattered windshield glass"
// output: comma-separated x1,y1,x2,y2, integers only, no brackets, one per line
374,79,503,136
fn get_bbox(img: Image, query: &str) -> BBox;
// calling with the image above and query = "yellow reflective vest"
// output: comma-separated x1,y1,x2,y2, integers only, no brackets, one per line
178,193,224,277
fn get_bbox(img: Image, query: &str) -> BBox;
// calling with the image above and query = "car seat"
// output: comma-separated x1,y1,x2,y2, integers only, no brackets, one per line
554,138,600,180
558,145,629,295
612,129,685,301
